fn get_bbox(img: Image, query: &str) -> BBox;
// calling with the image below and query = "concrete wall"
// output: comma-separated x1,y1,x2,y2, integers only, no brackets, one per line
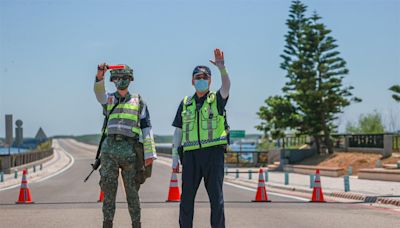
338,134,393,158
282,148,317,164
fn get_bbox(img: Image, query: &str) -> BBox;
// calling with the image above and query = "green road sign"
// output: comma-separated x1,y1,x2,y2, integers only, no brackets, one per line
230,130,245,138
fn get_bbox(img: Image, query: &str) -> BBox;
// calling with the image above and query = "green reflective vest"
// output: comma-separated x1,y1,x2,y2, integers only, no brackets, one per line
106,93,141,138
181,91,228,152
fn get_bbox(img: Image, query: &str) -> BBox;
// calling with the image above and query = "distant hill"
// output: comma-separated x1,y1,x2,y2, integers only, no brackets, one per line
52,134,173,145
74,134,101,145
52,133,261,145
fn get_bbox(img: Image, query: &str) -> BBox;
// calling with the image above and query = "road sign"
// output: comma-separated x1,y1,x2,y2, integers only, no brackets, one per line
230,130,245,138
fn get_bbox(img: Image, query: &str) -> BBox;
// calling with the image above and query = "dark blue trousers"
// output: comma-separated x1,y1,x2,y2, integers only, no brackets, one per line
179,146,225,228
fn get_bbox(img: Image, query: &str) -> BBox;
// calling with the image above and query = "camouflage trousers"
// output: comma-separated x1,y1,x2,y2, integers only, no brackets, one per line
99,139,140,224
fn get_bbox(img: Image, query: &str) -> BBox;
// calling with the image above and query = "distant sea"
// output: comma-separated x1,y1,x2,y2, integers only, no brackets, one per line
0,147,28,155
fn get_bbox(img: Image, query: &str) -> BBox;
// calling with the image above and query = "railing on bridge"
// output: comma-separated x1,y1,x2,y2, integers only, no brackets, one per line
348,134,384,148
277,135,310,149
0,140,53,173
225,151,269,166
10,149,53,168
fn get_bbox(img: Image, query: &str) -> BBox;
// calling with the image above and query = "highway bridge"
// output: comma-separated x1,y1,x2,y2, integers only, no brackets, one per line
0,139,399,227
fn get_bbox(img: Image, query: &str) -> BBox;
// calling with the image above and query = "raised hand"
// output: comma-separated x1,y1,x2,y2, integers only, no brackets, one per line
209,48,225,69
96,63,108,81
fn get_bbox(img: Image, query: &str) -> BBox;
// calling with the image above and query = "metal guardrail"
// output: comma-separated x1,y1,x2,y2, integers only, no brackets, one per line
283,134,400,151
224,152,269,166
348,134,384,148
10,149,53,168
155,146,269,166
277,135,309,149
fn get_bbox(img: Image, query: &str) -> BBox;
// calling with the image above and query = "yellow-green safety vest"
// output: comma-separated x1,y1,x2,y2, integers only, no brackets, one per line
106,93,141,138
181,91,228,152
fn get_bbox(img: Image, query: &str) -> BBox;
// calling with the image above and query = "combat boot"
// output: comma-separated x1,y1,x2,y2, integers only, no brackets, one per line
103,220,113,228
132,221,141,228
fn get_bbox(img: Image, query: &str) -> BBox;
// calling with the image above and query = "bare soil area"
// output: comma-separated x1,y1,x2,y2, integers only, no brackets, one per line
299,152,400,175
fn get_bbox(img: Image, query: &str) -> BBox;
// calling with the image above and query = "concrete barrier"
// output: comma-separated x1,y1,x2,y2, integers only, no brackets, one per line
358,168,400,182
0,149,53,174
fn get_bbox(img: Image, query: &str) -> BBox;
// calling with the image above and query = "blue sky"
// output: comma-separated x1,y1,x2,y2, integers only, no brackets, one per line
0,0,399,137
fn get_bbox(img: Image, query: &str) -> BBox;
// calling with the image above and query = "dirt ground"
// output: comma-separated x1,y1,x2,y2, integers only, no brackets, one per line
299,152,400,175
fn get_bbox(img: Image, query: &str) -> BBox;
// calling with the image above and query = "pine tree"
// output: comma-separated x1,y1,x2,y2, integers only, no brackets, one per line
305,11,361,153
389,84,400,102
257,0,360,154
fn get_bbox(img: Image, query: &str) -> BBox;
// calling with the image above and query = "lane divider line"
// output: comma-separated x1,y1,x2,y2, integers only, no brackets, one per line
0,140,75,192
35,141,75,183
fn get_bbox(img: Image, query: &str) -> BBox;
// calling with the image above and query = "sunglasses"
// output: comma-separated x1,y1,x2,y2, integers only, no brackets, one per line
111,75,132,81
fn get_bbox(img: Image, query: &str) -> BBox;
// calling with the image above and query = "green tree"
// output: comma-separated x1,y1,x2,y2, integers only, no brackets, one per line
346,110,385,134
257,0,360,154
389,84,400,102
256,96,301,140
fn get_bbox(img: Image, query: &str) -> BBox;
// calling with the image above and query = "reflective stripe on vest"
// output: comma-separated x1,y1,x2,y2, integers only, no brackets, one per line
181,91,228,151
107,94,141,138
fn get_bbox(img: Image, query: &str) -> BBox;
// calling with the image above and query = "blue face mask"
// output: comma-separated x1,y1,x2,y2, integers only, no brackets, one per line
194,79,209,92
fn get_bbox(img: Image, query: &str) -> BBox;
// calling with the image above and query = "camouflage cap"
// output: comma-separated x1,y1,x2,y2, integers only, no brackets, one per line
109,64,134,81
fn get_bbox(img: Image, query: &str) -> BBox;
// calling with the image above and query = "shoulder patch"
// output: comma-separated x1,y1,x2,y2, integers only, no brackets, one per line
108,96,114,104
184,96,193,106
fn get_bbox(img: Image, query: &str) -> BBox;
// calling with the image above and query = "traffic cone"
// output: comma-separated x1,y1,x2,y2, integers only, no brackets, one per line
166,171,180,202
97,191,104,202
16,169,34,204
252,168,271,202
310,169,326,203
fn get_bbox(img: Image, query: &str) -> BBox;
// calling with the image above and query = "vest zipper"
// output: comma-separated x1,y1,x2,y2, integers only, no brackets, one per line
197,109,202,148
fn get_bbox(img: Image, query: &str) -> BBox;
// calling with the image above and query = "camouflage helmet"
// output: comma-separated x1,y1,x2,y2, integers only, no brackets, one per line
109,64,134,82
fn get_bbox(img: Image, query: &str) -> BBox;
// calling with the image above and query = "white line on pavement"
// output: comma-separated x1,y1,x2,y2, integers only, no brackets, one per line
35,143,75,183
224,182,309,201
155,156,310,202
0,140,75,192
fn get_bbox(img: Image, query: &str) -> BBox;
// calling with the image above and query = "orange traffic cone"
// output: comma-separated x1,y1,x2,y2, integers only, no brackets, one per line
98,191,104,202
252,168,271,202
166,171,180,202
310,169,325,203
16,169,34,204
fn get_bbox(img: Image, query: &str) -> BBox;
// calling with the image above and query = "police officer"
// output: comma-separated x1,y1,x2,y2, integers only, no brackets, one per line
94,63,157,228
171,49,231,228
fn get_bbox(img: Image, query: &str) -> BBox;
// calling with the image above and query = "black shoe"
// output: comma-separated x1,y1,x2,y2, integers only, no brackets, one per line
132,222,141,228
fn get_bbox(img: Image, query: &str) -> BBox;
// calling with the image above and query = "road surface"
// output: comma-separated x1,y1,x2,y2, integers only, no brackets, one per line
0,139,399,227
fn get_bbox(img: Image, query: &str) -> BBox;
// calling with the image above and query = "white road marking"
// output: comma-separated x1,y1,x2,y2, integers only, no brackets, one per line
0,140,75,192
156,156,310,202
224,182,309,201
35,142,75,183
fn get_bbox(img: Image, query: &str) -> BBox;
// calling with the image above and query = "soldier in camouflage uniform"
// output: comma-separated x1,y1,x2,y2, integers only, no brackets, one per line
94,63,157,228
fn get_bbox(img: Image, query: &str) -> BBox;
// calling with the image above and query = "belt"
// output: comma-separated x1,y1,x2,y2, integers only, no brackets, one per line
107,134,139,143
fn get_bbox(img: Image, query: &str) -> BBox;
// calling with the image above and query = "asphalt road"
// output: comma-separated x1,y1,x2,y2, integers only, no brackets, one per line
0,139,399,228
